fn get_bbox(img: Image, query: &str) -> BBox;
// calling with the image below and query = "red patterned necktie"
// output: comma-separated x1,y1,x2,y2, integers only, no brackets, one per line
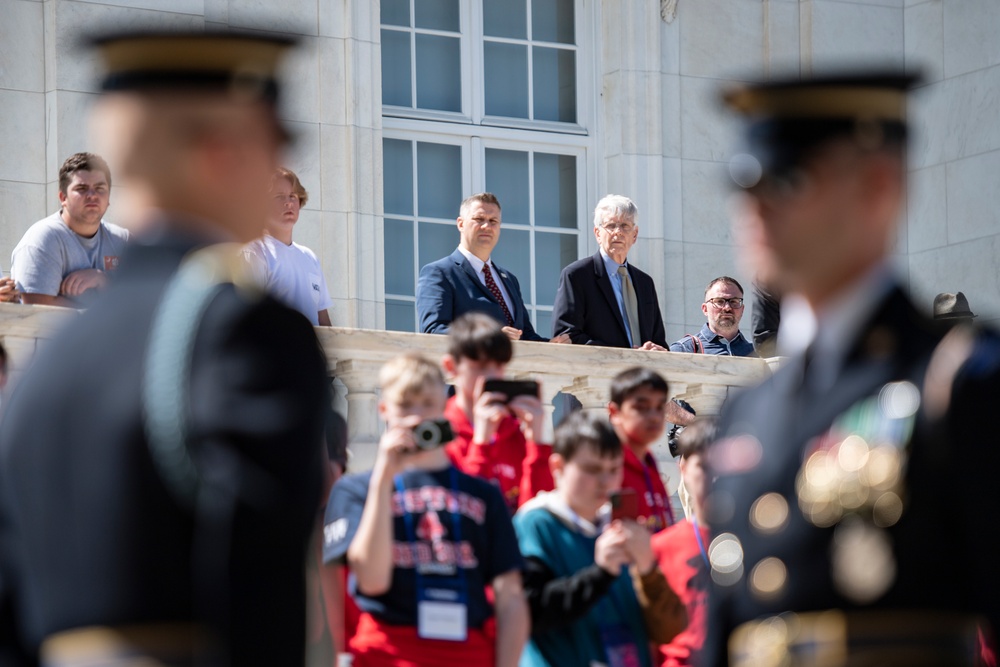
482,264,514,326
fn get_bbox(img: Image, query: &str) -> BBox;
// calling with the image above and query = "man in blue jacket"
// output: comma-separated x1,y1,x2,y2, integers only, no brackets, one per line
669,276,755,356
416,192,568,343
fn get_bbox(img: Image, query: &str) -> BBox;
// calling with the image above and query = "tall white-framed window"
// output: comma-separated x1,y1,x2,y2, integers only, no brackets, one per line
381,0,594,335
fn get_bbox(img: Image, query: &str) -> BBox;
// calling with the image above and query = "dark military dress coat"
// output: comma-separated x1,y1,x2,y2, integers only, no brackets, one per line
705,286,1000,665
0,226,329,666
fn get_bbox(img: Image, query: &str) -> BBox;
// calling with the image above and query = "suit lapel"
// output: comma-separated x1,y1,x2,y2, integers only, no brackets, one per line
741,327,901,501
454,250,495,302
789,355,896,456
775,287,935,473
592,253,629,339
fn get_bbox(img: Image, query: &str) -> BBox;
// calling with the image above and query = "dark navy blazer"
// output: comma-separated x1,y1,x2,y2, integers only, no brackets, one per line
416,248,546,341
551,251,666,348
704,287,1000,664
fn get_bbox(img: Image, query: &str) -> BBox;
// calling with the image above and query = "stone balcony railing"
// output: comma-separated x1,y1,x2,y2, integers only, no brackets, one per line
0,303,776,477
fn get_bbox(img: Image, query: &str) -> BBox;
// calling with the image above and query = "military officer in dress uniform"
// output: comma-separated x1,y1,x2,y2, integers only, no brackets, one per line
703,72,1000,666
0,31,329,666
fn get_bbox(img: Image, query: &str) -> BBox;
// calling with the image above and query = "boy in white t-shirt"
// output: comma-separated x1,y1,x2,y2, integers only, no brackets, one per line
244,167,333,325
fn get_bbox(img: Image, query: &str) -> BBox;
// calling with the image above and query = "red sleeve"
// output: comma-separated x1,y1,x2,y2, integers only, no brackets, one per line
518,439,554,507
461,438,495,479
444,397,494,477
445,429,494,479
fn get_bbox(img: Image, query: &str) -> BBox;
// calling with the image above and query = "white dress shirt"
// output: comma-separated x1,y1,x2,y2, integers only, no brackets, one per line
456,245,515,318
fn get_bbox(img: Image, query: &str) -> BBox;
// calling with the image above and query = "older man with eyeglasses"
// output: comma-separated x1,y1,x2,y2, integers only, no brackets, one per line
552,194,669,351
669,276,755,356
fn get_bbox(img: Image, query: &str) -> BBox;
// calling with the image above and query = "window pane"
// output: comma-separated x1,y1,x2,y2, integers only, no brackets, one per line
535,309,552,339
383,139,413,216
384,218,414,295
415,35,461,112
416,142,462,219
485,149,529,226
534,232,577,305
533,46,576,122
484,42,528,119
483,0,526,39
491,228,531,305
533,153,577,229
532,0,574,44
415,0,459,31
381,0,409,26
381,29,412,107
386,299,416,332
418,221,458,268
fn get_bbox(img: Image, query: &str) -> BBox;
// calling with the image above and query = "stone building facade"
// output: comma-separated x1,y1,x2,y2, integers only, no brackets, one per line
1,0,997,338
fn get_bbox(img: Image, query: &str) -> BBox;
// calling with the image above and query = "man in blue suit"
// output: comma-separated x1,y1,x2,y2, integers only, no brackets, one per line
417,192,569,343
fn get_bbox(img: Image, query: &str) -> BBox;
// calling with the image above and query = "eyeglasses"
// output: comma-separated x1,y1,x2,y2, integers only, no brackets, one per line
600,222,635,234
705,298,744,309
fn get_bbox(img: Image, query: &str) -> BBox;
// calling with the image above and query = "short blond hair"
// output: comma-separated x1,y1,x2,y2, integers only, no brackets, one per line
379,353,446,406
273,166,308,207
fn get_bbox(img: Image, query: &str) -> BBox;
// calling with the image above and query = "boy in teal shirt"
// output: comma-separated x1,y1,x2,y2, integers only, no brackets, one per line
514,412,685,667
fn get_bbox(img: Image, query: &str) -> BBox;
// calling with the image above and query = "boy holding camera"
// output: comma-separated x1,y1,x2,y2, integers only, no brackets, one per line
322,353,528,666
514,411,686,667
443,313,554,511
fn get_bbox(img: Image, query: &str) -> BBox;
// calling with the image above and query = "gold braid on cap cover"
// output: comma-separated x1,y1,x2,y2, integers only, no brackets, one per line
723,86,907,121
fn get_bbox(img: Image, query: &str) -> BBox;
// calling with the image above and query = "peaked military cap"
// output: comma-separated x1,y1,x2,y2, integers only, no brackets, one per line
91,30,296,105
722,71,921,188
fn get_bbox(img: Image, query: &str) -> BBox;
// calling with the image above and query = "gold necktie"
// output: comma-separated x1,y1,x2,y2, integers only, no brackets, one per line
618,266,641,348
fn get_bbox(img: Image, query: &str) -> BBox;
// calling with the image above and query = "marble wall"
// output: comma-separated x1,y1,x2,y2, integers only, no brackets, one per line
905,0,1000,328
1,0,49,272
1,0,997,335
654,0,1000,337
0,0,384,329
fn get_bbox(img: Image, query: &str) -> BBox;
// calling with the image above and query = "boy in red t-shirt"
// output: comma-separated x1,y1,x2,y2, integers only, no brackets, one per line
442,312,554,510
608,367,694,533
651,418,716,667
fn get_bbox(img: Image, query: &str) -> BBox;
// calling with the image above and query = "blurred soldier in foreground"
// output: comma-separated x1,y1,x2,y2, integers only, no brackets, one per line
0,31,328,666
707,72,1000,666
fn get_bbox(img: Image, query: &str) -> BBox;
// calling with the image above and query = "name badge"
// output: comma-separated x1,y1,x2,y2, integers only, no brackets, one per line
417,586,467,641
600,623,642,667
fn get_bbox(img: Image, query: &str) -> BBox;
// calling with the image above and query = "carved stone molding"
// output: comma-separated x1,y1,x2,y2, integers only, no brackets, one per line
661,0,678,23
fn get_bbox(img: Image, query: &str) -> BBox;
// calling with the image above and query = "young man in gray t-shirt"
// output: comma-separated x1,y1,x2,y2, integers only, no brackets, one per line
11,153,128,307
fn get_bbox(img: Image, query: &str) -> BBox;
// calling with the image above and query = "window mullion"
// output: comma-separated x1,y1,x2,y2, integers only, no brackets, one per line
527,149,537,311
526,0,534,122
578,149,591,257
408,0,417,108
411,138,420,330
468,0,483,123
470,136,484,194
